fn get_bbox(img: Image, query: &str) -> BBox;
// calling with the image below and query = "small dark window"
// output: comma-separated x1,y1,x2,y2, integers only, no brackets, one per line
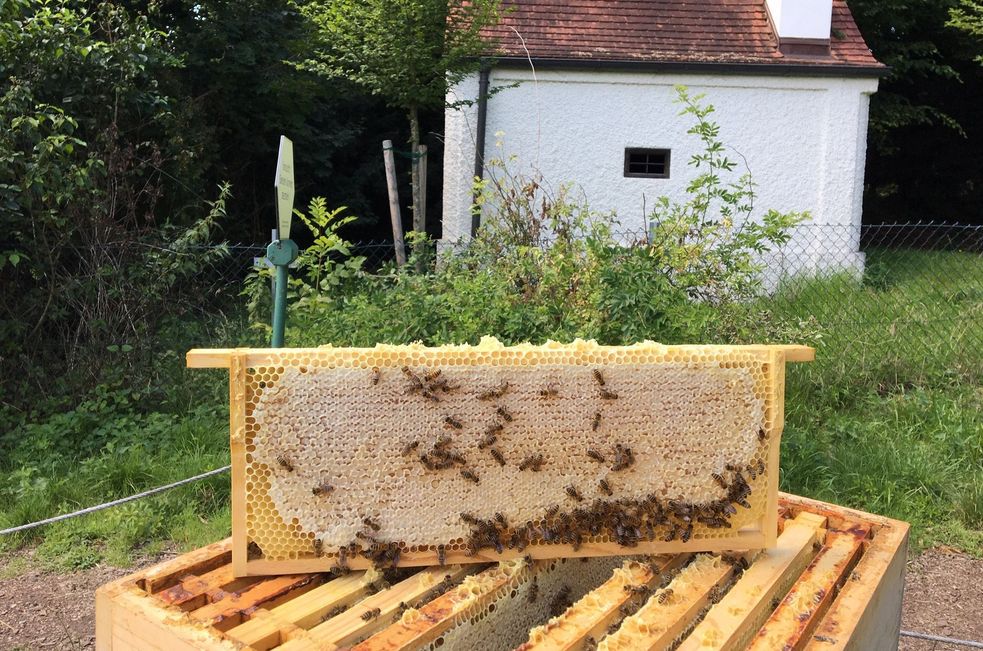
624,148,670,179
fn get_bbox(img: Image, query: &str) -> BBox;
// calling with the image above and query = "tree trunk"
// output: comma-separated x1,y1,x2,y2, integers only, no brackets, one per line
409,106,424,234
408,105,425,271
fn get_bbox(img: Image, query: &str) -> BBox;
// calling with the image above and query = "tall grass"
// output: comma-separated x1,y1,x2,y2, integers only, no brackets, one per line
776,248,983,553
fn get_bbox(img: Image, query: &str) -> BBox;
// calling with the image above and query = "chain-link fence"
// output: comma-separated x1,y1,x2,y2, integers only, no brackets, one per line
763,223,982,379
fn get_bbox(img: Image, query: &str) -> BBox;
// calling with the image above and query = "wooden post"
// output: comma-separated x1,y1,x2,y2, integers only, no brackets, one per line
383,140,407,267
417,145,428,232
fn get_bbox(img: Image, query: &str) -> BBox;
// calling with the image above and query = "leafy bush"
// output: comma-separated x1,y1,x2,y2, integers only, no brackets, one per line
263,87,809,349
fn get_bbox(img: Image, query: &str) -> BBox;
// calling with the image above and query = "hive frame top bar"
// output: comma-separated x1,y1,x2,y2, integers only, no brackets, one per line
187,344,815,368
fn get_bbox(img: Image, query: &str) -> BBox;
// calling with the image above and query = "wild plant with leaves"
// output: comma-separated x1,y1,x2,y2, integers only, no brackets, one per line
267,88,808,349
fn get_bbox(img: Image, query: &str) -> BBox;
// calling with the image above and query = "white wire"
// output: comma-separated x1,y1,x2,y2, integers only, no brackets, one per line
0,465,231,536
900,630,983,649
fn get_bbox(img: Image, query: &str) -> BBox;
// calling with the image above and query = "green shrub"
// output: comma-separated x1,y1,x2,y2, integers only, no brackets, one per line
260,87,807,349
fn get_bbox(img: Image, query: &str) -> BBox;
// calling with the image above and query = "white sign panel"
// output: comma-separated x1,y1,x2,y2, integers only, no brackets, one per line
274,136,295,239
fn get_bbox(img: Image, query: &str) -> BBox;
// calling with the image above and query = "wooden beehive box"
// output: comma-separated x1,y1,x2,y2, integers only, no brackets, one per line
187,340,814,577
95,493,908,651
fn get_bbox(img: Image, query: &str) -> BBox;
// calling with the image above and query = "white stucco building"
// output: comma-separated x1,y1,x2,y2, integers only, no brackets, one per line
442,0,884,275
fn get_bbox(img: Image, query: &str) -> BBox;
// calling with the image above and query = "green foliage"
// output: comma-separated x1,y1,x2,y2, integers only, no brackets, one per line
299,0,501,112
272,88,807,349
951,0,983,62
299,0,502,237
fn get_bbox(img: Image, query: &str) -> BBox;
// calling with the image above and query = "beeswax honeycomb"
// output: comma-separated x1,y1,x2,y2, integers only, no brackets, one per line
232,338,787,573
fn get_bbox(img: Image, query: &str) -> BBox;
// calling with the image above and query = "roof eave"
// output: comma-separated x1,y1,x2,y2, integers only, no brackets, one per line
487,56,889,79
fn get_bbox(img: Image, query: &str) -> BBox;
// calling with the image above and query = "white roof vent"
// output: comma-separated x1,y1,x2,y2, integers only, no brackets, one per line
765,0,833,49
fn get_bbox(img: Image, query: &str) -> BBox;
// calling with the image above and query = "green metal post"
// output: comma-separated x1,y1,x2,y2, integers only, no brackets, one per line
267,238,299,348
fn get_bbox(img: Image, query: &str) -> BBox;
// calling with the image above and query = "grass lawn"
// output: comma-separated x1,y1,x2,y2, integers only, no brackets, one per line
778,248,983,553
0,247,980,569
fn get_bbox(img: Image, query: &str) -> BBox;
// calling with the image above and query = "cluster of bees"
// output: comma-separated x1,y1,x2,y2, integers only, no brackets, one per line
454,463,759,559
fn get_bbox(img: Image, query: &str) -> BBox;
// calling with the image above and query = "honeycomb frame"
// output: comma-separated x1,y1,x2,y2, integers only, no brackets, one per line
187,339,813,578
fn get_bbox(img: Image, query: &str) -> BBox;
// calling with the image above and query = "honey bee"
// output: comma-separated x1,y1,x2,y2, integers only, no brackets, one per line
496,406,513,422
600,388,619,400
460,512,479,525
363,516,381,531
711,473,729,490
312,482,334,496
392,602,409,623
323,605,347,620
545,504,560,519
355,531,376,543
518,454,544,471
758,428,767,441
584,637,598,651
361,608,381,621
424,369,442,383
664,523,678,542
539,384,559,398
725,463,741,472
490,448,506,466
478,432,498,450
401,440,419,456
313,538,323,557
624,584,652,596
681,523,693,542
746,463,757,480
495,512,508,527
735,497,752,509
528,577,539,603
276,455,294,472
460,469,480,484
478,382,509,401
599,478,613,496
587,448,606,463
591,412,602,432
371,367,381,385
434,434,453,449
550,585,572,616
592,369,606,386
437,544,446,566
443,416,463,430
565,485,583,502
757,459,766,475
658,589,674,604
485,421,504,435
620,601,640,617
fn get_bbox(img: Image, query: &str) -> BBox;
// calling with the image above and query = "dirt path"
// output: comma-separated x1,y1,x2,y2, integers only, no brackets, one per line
0,547,981,649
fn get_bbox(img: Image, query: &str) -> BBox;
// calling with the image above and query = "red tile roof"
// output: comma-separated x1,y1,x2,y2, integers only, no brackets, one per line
482,0,883,72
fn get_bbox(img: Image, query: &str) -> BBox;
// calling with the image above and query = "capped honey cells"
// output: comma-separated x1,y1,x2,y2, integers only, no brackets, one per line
234,338,788,571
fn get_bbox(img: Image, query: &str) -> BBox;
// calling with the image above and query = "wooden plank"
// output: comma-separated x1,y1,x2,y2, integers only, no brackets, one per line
188,573,325,629
141,539,233,594
186,349,233,368
276,565,479,651
186,345,815,370
764,349,783,549
229,351,248,577
239,530,768,575
748,525,870,651
156,565,260,609
225,570,373,650
677,511,827,651
514,555,691,651
602,555,738,651
349,561,534,651
804,518,909,651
